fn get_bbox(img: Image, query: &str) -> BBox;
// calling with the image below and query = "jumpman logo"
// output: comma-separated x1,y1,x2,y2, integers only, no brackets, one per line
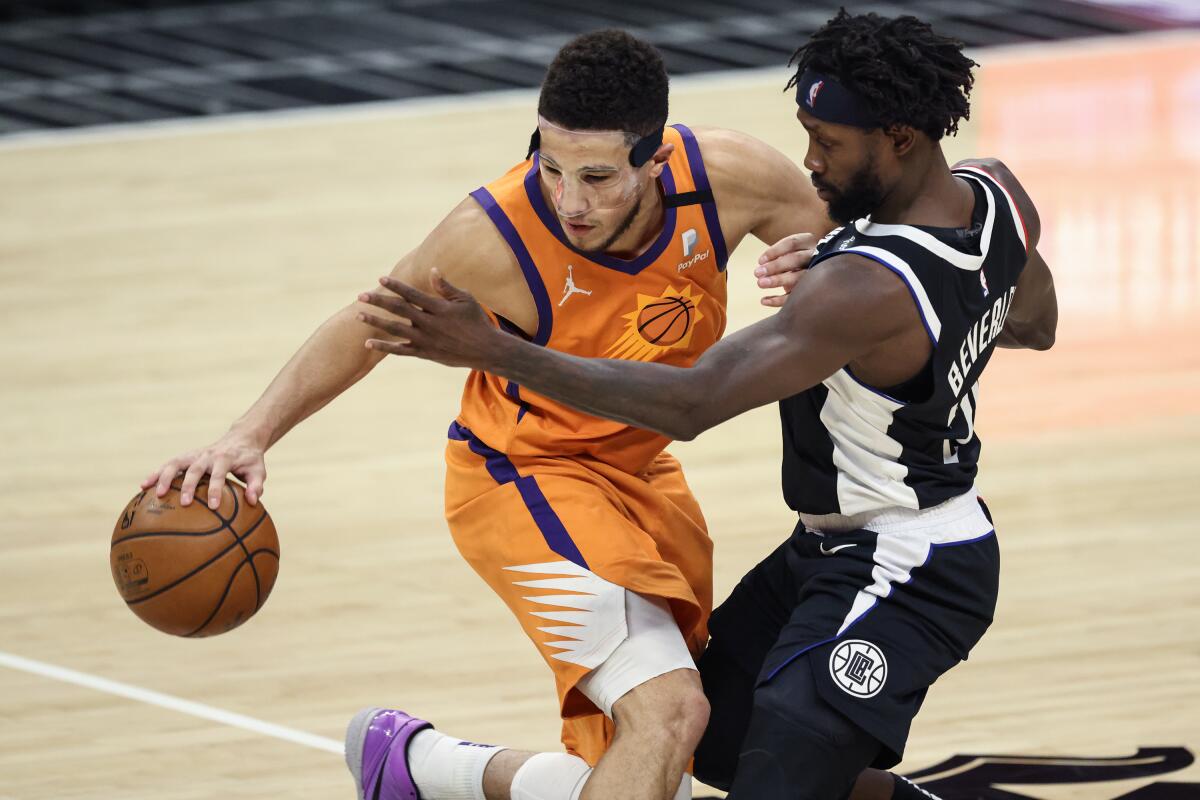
559,265,593,307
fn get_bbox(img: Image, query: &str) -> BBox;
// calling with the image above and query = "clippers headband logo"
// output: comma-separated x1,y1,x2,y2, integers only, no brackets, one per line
807,79,825,108
829,639,887,698
603,285,705,362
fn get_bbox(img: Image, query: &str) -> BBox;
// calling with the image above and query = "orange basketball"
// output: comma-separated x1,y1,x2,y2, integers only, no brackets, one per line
110,477,279,637
636,296,694,346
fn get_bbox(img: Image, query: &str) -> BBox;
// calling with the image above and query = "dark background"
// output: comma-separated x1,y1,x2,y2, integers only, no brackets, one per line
0,0,1188,135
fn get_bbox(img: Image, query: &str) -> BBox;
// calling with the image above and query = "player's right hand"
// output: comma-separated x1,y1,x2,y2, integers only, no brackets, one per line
140,430,267,509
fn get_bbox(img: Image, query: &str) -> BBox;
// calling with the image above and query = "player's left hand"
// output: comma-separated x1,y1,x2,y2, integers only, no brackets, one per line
357,271,510,370
755,232,820,308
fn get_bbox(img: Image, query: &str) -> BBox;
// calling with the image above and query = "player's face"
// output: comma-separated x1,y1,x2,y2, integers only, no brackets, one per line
798,109,891,225
536,124,653,252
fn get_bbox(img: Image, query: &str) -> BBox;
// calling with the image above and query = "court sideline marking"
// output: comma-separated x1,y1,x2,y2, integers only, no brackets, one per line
0,649,344,754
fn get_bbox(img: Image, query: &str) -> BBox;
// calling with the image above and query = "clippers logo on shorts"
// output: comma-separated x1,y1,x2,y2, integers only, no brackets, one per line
829,639,887,698
807,80,825,108
603,285,705,361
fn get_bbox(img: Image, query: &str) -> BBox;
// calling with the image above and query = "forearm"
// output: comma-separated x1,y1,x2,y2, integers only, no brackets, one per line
232,305,385,448
490,337,707,440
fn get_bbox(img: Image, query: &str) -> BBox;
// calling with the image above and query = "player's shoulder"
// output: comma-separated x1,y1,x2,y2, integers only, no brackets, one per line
953,157,1041,244
685,125,806,204
431,196,512,256
413,196,520,287
686,125,789,178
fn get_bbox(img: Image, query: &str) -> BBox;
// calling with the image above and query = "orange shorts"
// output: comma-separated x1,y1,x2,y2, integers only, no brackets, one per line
443,421,713,766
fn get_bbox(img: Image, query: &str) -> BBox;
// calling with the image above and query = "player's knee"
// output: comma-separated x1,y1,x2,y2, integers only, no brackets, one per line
726,678,879,800
763,670,858,741
613,669,709,752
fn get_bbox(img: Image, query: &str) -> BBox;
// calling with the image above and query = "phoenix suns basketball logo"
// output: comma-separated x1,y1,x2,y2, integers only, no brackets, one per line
603,285,705,361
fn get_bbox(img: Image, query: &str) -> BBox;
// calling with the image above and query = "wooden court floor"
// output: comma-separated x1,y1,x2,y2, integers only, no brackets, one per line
1,34,1198,799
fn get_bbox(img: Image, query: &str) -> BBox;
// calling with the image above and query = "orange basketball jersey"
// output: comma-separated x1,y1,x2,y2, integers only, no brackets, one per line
461,124,729,474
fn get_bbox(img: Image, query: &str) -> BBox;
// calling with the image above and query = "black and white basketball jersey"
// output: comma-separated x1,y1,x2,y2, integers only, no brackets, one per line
781,166,1030,515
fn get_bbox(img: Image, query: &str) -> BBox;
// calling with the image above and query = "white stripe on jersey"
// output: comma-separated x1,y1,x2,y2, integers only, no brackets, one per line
954,165,1029,253
822,370,920,515
853,172,998,271
839,245,943,342
828,494,996,636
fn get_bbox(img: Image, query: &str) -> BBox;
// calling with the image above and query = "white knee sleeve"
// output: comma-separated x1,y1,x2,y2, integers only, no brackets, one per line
510,752,591,800
576,592,696,717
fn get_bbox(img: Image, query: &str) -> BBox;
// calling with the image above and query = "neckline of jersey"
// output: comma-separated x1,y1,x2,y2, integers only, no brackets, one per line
851,170,997,271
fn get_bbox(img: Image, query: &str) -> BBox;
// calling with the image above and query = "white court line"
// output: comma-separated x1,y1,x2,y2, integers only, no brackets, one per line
0,649,343,754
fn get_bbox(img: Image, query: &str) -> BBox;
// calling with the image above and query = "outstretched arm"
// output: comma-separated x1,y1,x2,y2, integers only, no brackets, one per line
359,255,914,441
142,197,521,508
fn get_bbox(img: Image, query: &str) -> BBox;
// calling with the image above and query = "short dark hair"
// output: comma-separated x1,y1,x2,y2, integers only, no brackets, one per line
538,29,669,139
787,10,977,140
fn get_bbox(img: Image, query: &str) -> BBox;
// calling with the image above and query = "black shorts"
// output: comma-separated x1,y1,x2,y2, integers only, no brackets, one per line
705,501,1000,768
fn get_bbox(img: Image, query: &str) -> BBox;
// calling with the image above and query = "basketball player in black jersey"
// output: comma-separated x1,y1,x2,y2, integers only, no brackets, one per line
359,11,1058,800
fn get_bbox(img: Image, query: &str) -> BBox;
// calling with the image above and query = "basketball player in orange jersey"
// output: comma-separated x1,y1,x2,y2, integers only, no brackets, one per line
139,28,871,800
359,11,1059,800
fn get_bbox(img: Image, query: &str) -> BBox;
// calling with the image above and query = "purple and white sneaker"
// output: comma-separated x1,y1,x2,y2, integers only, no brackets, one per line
345,707,432,800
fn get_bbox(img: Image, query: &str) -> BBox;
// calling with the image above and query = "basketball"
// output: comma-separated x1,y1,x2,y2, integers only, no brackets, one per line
110,478,279,637
636,296,694,346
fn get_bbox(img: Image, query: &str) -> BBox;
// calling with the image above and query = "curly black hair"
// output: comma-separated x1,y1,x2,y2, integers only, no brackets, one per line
787,9,977,140
538,29,668,139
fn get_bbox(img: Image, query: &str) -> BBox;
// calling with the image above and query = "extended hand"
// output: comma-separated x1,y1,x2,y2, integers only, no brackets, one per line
357,270,513,371
755,232,820,307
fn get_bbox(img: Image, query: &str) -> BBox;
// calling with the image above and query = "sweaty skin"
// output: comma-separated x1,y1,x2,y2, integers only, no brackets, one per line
358,158,1056,444
142,122,830,511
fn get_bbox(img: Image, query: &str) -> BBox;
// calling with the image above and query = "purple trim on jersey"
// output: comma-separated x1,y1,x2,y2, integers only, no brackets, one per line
506,380,530,423
447,421,588,569
842,366,909,406
930,529,996,548
523,154,679,275
468,187,552,346
763,614,870,683
672,123,729,271
814,249,938,346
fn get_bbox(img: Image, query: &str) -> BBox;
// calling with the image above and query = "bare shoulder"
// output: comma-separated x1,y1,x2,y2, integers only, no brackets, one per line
954,156,1041,245
688,126,799,194
419,197,513,270
810,251,915,296
395,195,531,326
687,125,827,245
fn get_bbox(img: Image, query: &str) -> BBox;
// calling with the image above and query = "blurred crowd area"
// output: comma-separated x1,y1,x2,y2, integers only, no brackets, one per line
0,0,1191,134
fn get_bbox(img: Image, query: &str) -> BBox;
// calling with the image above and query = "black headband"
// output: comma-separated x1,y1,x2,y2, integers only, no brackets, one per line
795,69,880,129
526,127,664,167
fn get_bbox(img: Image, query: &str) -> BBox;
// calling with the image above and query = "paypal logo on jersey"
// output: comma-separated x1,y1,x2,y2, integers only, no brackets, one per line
681,228,698,257
677,228,710,272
